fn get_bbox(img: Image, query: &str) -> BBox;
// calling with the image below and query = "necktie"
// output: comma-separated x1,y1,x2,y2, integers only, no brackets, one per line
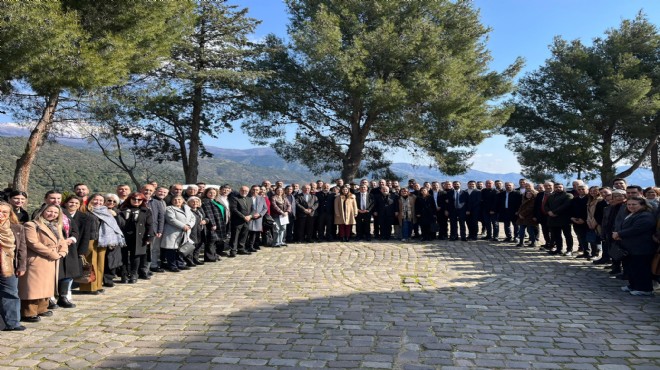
361,194,366,210
505,192,509,208
455,192,459,208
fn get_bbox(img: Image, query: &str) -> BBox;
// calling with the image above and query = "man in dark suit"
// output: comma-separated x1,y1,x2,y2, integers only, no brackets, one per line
465,180,481,240
437,181,452,240
546,183,575,256
429,182,443,240
446,181,469,241
229,186,253,257
533,181,554,249
355,184,374,241
370,179,386,238
480,180,499,241
373,185,397,240
284,185,297,243
496,182,522,242
315,184,334,241
295,184,318,243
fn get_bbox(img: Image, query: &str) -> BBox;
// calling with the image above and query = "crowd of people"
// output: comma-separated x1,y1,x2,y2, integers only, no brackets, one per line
1,176,658,331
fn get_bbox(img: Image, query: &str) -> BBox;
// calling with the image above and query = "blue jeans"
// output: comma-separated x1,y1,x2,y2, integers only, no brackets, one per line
517,225,537,242
401,220,412,239
274,217,286,246
0,275,20,328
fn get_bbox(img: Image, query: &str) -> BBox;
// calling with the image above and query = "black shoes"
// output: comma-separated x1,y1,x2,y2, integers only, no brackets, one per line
38,310,53,317
228,251,237,258
150,267,165,273
103,281,115,288
48,299,59,310
21,316,40,323
237,250,251,255
3,325,26,331
57,297,76,309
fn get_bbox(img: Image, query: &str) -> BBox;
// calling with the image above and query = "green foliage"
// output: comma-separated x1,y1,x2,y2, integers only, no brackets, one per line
503,13,660,185
0,1,194,95
91,0,266,183
243,0,522,181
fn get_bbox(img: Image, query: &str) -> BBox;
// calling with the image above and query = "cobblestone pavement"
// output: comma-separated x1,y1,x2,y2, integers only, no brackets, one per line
1,239,659,370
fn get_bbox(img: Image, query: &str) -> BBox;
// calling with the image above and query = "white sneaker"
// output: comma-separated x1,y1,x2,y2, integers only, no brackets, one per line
653,280,660,291
629,290,654,296
621,285,631,292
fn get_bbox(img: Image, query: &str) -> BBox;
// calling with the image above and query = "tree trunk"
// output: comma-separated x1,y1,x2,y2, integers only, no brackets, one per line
185,83,203,184
341,134,367,183
652,141,660,186
13,92,60,192
599,129,615,187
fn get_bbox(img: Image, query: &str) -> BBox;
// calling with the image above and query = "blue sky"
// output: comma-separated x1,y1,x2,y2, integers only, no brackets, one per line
2,1,659,174
212,0,660,173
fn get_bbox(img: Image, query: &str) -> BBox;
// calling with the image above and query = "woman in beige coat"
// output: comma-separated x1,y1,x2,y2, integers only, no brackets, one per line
334,186,357,242
19,204,68,322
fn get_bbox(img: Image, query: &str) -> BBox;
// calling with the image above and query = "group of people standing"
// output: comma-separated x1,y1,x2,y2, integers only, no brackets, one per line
1,176,658,331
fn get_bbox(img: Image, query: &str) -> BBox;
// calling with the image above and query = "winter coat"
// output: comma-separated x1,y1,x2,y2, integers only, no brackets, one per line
18,221,68,300
415,195,436,226
397,195,417,224
516,195,538,226
546,190,574,227
119,207,153,256
248,196,268,232
59,212,84,279
0,224,27,277
616,210,657,256
334,194,357,225
161,206,196,250
201,198,226,243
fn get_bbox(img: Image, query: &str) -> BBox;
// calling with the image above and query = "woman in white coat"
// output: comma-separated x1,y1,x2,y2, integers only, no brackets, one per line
161,196,195,272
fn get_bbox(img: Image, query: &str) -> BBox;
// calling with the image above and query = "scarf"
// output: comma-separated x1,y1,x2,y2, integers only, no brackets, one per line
91,206,126,248
211,199,225,219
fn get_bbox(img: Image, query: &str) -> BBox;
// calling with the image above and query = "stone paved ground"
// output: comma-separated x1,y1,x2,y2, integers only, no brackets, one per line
1,239,659,370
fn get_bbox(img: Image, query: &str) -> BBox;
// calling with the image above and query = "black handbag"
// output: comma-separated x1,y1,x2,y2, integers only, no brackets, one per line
178,233,196,256
263,214,275,228
609,242,629,261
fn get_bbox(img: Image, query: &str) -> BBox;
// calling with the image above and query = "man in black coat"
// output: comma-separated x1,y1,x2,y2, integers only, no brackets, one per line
464,180,481,240
295,184,318,243
480,180,499,241
496,182,522,242
437,181,452,240
229,186,253,257
314,184,335,241
370,179,386,239
373,186,397,240
533,181,554,250
571,184,590,258
546,184,575,256
446,181,469,241
355,184,374,241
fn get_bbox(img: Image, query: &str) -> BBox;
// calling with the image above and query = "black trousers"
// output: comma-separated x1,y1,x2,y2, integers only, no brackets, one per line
437,211,449,239
121,248,141,278
296,216,315,242
316,212,334,240
466,210,479,239
286,216,295,242
627,254,654,292
355,212,371,239
550,224,573,252
573,223,588,252
230,223,249,252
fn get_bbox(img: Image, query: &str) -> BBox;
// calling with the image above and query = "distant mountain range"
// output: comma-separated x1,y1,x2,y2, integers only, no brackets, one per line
0,122,656,188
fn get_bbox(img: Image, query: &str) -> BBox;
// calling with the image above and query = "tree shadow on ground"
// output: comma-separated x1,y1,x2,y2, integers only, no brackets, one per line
93,239,659,369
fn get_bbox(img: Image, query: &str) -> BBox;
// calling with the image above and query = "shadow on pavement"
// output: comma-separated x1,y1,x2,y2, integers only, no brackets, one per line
95,240,660,369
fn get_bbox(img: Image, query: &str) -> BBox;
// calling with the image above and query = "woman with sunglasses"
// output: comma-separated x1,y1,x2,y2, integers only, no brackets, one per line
118,193,153,283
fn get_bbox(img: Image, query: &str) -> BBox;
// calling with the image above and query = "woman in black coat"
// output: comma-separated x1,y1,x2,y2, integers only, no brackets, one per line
118,192,153,284
59,195,87,308
612,196,656,296
8,191,29,224
200,188,227,262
